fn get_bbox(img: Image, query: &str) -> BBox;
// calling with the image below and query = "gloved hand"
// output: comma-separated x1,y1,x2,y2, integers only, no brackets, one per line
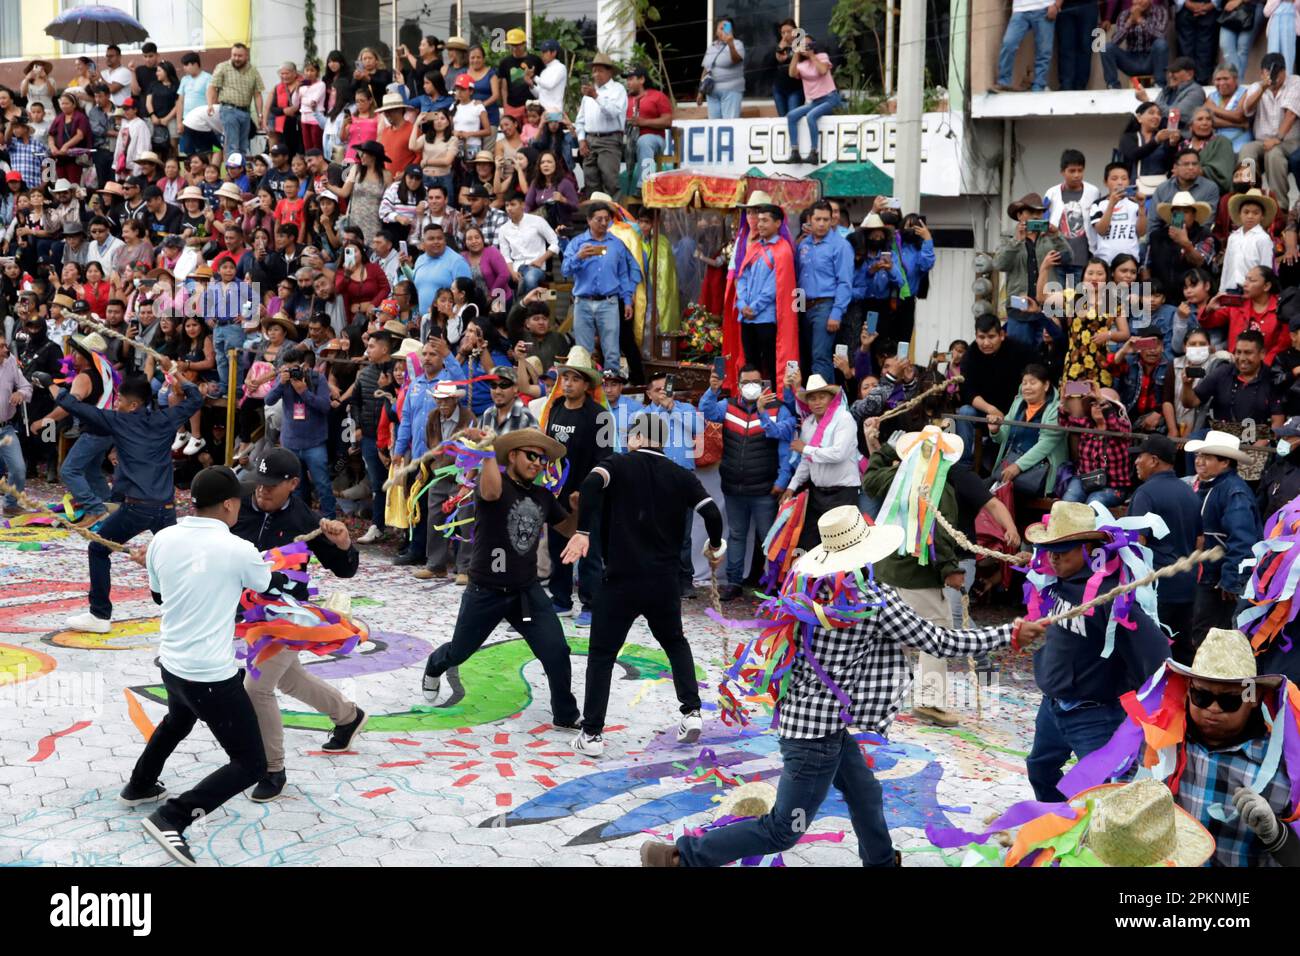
29,371,53,389
1233,787,1281,844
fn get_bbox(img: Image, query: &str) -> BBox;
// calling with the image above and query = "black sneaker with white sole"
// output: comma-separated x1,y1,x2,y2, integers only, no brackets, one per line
118,780,167,807
249,770,287,803
422,672,441,702
321,707,368,752
552,716,582,731
142,812,196,867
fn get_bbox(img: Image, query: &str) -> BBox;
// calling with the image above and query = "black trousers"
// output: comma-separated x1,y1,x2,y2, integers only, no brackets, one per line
1162,600,1196,665
581,573,700,736
129,666,267,832
741,322,778,385
425,580,579,724
796,485,861,553
1189,581,1237,652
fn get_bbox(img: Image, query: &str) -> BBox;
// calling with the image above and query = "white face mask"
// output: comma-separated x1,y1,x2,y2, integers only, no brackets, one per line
1280,439,1292,458
740,382,762,402
1186,345,1209,365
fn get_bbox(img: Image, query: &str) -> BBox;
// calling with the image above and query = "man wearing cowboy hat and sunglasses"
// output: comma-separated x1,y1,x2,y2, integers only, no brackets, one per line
421,427,582,731
641,504,1032,867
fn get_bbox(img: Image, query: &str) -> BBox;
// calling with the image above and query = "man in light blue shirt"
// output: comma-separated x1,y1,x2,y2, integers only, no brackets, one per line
562,201,642,367
644,371,704,590
411,224,471,315
602,366,643,451
796,200,854,381
178,52,213,117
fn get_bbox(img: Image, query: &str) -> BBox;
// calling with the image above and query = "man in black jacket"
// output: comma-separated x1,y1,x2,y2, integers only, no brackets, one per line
1258,419,1300,520
14,308,63,479
234,447,365,802
955,314,1037,469
350,321,400,544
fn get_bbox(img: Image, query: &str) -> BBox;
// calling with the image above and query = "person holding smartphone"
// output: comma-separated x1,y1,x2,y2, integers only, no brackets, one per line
698,20,746,119
784,33,839,166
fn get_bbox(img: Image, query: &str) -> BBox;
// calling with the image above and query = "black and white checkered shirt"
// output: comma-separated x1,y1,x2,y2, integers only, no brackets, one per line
778,583,1012,739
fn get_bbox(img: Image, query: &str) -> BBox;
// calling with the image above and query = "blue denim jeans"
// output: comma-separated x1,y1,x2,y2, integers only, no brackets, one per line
802,298,836,381
0,423,26,506
676,729,896,866
1100,38,1168,89
1269,1,1297,74
724,492,778,586
1027,697,1127,801
998,8,1055,89
90,501,176,620
955,403,981,467
1054,1,1098,90
548,511,602,613
212,323,246,397
360,435,386,530
786,90,841,158
1003,308,1063,350
60,431,114,515
1061,478,1124,509
634,132,666,192
773,86,804,117
573,296,620,360
220,105,252,158
1220,2,1265,78
516,264,547,298
294,443,337,518
707,90,743,119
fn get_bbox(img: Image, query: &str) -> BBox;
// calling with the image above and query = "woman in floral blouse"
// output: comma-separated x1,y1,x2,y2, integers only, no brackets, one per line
1037,253,1131,389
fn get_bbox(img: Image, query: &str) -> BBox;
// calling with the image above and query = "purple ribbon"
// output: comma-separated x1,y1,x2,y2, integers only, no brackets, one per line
925,799,1078,849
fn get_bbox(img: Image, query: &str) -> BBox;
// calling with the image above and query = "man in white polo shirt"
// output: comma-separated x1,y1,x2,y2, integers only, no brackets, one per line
120,466,277,867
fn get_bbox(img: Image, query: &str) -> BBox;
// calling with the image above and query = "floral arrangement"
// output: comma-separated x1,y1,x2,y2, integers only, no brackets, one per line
680,303,722,363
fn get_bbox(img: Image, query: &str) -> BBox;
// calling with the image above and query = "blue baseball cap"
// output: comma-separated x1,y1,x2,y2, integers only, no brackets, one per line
539,39,561,53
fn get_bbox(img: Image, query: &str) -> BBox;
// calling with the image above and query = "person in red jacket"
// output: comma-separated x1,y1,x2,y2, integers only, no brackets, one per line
334,237,390,321
1199,265,1287,363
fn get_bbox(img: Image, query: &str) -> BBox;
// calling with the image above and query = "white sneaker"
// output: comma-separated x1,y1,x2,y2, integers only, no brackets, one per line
676,710,703,744
66,611,111,634
571,732,604,757
171,431,189,452
182,436,206,456
422,673,441,703
357,525,384,544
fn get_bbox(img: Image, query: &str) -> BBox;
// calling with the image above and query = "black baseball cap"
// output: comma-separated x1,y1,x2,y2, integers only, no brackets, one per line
623,66,648,79
191,465,245,508
1136,433,1177,465
248,447,303,485
270,144,289,156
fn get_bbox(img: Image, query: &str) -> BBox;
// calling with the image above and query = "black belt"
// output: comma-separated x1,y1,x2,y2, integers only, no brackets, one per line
588,131,621,137
218,103,251,111
805,297,833,305
124,497,175,507
577,293,618,301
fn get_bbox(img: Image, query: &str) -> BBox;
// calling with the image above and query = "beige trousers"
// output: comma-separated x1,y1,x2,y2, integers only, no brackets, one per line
894,586,952,710
244,651,357,772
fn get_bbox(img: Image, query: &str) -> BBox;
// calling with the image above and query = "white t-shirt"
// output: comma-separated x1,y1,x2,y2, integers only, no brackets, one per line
1220,223,1274,292
183,104,222,134
453,101,487,154
105,66,134,106
148,515,272,683
1088,196,1141,263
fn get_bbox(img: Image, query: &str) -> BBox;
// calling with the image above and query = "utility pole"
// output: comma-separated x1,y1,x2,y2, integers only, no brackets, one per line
894,0,926,213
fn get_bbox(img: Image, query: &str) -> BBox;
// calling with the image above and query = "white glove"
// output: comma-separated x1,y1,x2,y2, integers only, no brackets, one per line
702,539,727,560
1233,787,1281,844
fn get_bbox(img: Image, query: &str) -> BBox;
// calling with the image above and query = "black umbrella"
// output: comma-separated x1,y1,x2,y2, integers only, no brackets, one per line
45,5,149,46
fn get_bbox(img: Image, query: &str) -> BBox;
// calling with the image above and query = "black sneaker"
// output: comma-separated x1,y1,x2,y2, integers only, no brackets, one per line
118,781,167,807
321,708,368,752
249,770,287,803
142,812,196,867
552,715,582,731
717,584,742,601
392,551,424,567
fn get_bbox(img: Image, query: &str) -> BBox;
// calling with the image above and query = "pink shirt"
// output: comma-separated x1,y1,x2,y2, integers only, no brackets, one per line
797,54,835,100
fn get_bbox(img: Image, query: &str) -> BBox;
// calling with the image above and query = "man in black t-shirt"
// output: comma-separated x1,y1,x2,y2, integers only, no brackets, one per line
562,413,725,757
139,186,183,243
542,346,614,625
421,428,581,728
497,31,544,120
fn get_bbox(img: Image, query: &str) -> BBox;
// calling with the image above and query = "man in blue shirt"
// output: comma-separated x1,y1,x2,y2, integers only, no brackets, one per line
45,373,204,633
562,201,642,368
602,366,643,450
391,336,467,566
645,371,704,591
796,200,854,381
699,364,797,599
734,212,782,383
893,214,936,345
411,224,472,316
1127,434,1201,661
852,214,906,345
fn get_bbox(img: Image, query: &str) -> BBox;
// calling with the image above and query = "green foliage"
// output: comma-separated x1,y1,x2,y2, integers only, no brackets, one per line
531,13,592,116
303,0,318,67
829,0,887,105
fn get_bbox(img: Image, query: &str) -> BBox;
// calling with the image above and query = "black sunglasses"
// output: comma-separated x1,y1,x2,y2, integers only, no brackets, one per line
489,380,515,390
1189,686,1246,713
519,449,547,463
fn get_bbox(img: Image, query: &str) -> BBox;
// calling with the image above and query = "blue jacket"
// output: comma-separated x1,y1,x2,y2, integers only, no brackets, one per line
895,236,935,295
734,237,780,324
795,231,853,323
561,231,642,305
57,381,203,502
852,252,905,301
1197,468,1262,595
1114,355,1173,420
1126,469,1201,604
1034,570,1171,704
265,371,333,451
393,356,468,459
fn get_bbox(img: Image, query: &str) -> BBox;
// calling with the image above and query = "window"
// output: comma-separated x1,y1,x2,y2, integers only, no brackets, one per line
465,0,525,53
58,0,203,55
713,0,793,99
0,3,20,60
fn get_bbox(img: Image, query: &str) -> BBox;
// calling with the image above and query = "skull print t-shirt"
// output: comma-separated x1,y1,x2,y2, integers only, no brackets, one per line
468,473,569,589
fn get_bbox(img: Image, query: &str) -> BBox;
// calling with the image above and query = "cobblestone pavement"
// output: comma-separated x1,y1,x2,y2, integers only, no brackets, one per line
0,519,1039,867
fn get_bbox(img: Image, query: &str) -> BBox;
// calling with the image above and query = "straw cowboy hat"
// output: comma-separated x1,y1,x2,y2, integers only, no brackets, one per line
1156,190,1214,226
471,149,495,164
896,424,964,464
394,337,422,360
793,505,905,578
1184,429,1251,463
591,52,617,69
261,312,297,336
554,345,603,384
51,178,76,194
215,182,245,203
69,332,108,356
1228,187,1279,227
24,59,54,77
444,36,469,51
51,292,77,311
178,185,206,203
859,212,893,230
1167,627,1284,690
1006,192,1047,219
495,426,566,461
377,319,408,338
741,190,774,208
189,263,214,280
714,782,777,821
796,373,839,402
375,91,410,113
97,181,126,197
135,151,162,167
1025,500,1108,548
1072,778,1215,868
323,337,352,354
431,381,465,402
